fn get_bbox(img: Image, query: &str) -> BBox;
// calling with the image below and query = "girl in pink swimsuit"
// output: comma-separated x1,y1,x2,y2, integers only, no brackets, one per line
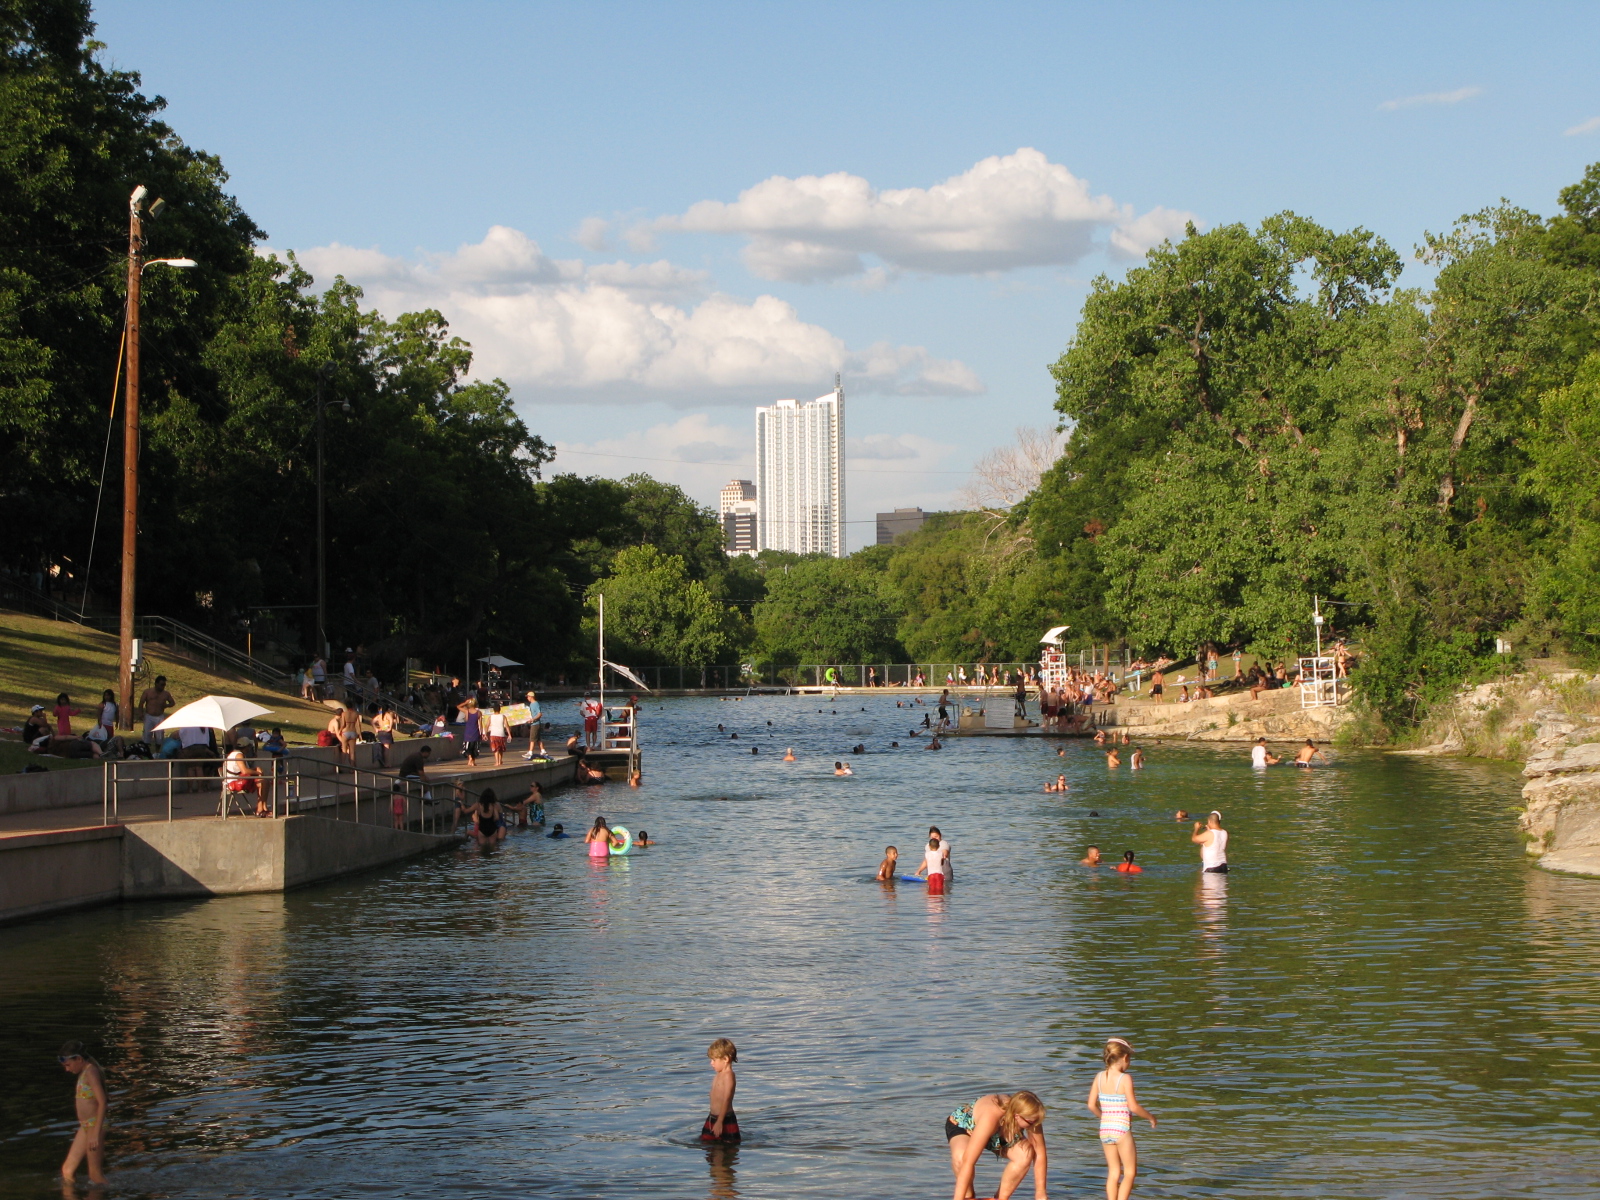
584,816,612,858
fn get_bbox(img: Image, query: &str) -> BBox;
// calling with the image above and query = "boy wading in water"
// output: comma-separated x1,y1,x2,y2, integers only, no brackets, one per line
701,1038,740,1143
1087,1037,1155,1200
59,1041,108,1185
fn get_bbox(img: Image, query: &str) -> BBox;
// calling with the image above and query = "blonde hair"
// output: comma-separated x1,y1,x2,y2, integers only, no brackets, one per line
707,1038,737,1063
1102,1037,1133,1067
994,1090,1045,1150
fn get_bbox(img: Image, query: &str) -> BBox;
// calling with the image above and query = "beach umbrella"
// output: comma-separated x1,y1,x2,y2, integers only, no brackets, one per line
153,695,274,732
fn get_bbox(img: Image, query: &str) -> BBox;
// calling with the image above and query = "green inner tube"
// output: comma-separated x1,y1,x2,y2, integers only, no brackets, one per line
609,825,632,855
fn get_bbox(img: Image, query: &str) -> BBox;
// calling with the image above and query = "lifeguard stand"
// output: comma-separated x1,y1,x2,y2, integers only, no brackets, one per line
1038,625,1070,694
1298,595,1340,707
1298,656,1338,707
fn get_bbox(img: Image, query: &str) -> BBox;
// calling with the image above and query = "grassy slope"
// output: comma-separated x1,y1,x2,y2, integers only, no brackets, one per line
1,608,331,773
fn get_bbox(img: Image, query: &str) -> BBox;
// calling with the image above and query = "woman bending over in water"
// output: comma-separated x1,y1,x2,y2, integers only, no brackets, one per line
946,1090,1048,1200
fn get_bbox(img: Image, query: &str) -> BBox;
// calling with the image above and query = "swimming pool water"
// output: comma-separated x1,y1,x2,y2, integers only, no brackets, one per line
2,695,1597,1198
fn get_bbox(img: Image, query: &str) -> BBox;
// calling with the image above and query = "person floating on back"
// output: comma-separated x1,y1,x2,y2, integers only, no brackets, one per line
1087,1037,1156,1200
701,1038,740,1143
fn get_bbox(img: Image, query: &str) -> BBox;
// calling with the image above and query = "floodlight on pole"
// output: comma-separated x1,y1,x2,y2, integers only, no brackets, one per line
142,257,197,270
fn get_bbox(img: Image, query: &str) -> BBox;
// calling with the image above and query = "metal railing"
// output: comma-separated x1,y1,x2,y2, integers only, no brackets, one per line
101,752,480,837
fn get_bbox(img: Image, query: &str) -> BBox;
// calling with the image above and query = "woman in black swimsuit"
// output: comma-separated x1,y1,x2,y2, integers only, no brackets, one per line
469,788,505,846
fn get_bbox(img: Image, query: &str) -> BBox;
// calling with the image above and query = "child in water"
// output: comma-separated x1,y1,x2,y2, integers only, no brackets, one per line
876,845,899,880
701,1038,740,1143
834,761,853,776
59,1041,107,1185
635,830,652,847
1087,1037,1156,1200
916,835,948,893
1116,850,1142,874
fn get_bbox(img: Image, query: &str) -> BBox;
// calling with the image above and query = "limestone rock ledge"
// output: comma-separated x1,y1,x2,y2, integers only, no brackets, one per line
1521,742,1600,875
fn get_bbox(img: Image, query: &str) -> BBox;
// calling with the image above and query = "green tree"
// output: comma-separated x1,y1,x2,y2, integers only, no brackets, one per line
753,556,904,663
584,545,731,666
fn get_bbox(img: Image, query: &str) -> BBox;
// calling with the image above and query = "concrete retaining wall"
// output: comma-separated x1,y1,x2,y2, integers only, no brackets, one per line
0,826,126,923
1,816,456,924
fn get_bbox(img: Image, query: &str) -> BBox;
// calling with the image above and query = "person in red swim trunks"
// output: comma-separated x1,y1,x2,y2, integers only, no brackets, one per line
701,1038,740,1143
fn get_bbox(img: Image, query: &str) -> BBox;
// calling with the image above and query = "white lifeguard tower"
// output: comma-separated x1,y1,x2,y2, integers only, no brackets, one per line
1038,626,1071,694
1298,596,1340,708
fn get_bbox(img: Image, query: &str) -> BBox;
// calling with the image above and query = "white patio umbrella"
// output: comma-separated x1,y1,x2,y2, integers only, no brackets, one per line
153,695,274,732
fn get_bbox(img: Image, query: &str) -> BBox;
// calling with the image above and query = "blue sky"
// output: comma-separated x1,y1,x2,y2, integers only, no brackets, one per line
97,1,1600,547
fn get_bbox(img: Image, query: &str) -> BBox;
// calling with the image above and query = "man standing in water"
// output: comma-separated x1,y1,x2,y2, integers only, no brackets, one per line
1191,810,1228,874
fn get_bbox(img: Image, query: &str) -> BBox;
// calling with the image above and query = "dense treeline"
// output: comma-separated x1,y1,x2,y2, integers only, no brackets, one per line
0,2,744,677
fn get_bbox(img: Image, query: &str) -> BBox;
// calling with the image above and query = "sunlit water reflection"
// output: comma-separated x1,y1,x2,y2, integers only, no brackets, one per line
2,695,1597,1198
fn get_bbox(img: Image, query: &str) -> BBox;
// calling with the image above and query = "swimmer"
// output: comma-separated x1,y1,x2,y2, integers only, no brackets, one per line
1058,747,1066,756
928,826,953,881
1131,748,1144,769
891,741,900,748
1089,810,1101,817
834,761,854,776
546,823,568,838
876,845,899,880
1087,1037,1155,1200
1250,737,1280,767
751,747,758,754
1094,728,1107,745
1044,774,1069,793
701,1038,740,1143
1106,748,1121,768
1192,810,1228,873
1081,845,1102,866
730,732,738,739
584,815,612,859
717,724,725,732
928,735,942,750
783,747,796,762
1174,810,1189,821
1120,730,1130,745
916,835,948,894
59,1040,107,1185
635,830,652,846
1116,850,1142,874
1293,739,1328,768
629,770,642,787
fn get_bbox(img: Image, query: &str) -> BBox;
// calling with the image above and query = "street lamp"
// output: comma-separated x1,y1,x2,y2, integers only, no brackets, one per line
118,185,195,730
314,361,347,664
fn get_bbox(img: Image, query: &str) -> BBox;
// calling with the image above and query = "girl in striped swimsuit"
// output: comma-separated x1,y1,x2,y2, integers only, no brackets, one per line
1086,1037,1156,1200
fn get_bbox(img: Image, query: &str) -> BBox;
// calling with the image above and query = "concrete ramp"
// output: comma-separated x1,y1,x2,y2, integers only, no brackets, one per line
123,817,457,899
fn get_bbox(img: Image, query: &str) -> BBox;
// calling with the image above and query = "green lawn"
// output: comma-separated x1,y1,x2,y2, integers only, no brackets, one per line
2,608,334,771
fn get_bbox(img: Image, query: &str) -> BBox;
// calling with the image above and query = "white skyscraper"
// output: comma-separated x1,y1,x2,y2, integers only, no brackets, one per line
756,378,844,556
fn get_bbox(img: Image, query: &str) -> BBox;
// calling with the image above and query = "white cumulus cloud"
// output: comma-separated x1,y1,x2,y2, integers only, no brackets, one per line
642,148,1199,281
1378,85,1482,111
281,227,982,404
1564,116,1600,137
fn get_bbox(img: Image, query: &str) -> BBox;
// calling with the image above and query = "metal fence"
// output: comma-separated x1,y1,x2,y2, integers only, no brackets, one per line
620,653,1135,691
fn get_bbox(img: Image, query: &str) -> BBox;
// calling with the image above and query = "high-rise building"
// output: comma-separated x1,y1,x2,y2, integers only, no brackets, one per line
876,507,927,545
756,379,844,556
719,479,758,555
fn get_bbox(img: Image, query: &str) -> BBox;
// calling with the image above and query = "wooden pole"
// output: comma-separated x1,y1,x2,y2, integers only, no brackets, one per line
118,191,143,731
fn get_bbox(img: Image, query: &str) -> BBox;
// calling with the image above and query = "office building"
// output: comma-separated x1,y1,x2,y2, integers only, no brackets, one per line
756,379,844,556
719,480,758,555
876,507,927,545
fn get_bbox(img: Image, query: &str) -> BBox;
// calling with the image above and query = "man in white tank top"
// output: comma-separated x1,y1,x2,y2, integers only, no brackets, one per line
1191,810,1228,873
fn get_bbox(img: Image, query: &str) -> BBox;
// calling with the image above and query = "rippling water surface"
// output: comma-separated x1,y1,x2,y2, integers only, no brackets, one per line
2,695,1598,1198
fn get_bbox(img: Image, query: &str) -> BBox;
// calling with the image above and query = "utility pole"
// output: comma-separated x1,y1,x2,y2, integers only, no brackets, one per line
118,187,145,731
316,367,327,663
116,185,192,731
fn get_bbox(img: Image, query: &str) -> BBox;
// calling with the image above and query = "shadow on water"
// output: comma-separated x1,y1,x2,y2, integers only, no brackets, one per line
0,697,1592,1199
